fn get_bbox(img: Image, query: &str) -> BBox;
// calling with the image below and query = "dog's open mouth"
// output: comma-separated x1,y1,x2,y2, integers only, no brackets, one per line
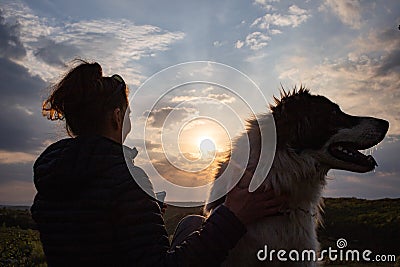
329,142,377,168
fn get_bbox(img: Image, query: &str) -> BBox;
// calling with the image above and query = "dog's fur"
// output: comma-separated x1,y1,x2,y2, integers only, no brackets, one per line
205,87,389,266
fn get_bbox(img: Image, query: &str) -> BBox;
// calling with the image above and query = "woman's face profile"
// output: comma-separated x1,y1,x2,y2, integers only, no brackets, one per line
122,106,132,142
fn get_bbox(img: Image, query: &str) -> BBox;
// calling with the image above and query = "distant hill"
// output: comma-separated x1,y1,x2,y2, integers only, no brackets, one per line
165,201,205,207
0,205,30,210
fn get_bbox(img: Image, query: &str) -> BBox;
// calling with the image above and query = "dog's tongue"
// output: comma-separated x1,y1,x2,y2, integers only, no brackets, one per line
329,143,377,167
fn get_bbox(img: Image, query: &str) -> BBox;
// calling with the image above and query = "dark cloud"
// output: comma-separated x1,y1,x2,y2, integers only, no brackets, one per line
0,58,61,192
370,135,400,173
377,28,399,44
375,49,400,76
0,58,55,152
0,9,26,60
374,28,400,77
143,107,194,128
324,171,400,199
0,162,34,185
34,38,81,66
0,57,44,104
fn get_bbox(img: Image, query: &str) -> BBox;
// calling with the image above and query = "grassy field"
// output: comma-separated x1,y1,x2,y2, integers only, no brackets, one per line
1,198,399,266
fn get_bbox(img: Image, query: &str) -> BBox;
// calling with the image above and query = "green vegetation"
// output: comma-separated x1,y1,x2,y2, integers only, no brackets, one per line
319,198,400,253
0,225,46,266
319,198,400,266
0,199,399,266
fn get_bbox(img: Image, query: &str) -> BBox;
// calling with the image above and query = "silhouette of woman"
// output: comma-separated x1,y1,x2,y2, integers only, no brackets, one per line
31,60,285,266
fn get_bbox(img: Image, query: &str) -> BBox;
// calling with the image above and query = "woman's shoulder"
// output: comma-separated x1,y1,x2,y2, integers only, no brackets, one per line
34,136,130,181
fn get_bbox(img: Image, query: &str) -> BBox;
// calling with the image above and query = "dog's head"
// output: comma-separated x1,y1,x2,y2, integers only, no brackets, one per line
270,87,389,173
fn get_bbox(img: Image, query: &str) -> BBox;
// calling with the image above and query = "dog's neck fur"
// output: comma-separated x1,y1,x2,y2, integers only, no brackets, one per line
243,113,328,216
265,148,327,219
216,146,327,266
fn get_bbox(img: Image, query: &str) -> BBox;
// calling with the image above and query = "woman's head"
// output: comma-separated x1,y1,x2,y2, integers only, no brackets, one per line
43,60,130,142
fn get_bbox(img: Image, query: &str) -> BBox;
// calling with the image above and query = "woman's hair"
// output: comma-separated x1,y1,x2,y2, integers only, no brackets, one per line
42,60,129,136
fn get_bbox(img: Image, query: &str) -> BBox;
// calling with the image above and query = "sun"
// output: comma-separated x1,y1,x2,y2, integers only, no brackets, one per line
197,136,215,147
177,118,231,162
197,136,216,158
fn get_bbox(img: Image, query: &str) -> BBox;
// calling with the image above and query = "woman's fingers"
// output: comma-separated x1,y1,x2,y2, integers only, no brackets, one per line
263,206,281,217
251,188,278,201
224,166,289,224
252,193,287,216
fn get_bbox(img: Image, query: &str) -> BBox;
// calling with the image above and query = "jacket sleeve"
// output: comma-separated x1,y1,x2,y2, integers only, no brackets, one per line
112,165,247,267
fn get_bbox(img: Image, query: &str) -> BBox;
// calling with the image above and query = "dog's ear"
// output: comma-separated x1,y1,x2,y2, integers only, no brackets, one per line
272,88,336,152
291,116,318,152
284,104,340,152
274,111,308,151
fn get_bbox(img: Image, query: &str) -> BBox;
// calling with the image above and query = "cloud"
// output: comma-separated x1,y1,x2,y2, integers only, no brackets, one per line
207,93,236,104
130,139,162,152
170,95,199,103
0,8,61,202
245,31,271,50
270,29,282,35
213,41,223,47
169,88,236,105
288,5,308,16
1,2,185,84
235,40,244,49
251,5,310,29
0,150,36,164
253,0,279,11
145,140,162,151
34,38,81,67
0,57,55,153
324,171,400,199
144,107,194,128
348,28,400,77
276,26,400,135
60,19,185,60
376,49,400,76
319,0,362,29
278,55,400,134
0,160,36,186
0,9,26,59
0,180,36,205
242,4,310,51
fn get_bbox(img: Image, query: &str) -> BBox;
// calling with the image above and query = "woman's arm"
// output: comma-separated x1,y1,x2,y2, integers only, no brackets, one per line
112,166,245,266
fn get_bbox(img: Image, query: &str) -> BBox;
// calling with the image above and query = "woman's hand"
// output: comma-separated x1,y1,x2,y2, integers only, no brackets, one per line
223,171,286,225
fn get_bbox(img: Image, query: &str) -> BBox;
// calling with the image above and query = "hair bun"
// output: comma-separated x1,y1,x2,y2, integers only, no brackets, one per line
42,60,128,136
87,62,102,79
77,62,103,85
42,60,103,122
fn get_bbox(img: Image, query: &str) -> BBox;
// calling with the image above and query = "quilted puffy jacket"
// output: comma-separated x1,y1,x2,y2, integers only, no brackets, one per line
31,135,246,266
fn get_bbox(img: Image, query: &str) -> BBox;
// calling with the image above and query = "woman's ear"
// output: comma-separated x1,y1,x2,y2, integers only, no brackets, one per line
112,108,123,130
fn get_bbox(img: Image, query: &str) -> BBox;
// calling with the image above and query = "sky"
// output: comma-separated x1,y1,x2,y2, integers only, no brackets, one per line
0,0,399,205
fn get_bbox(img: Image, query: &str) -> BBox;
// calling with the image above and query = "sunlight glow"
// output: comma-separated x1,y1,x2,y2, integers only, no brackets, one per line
178,118,230,161
198,137,216,158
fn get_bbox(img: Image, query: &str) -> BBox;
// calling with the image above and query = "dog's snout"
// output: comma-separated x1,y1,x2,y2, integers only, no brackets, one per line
372,118,389,140
379,119,389,133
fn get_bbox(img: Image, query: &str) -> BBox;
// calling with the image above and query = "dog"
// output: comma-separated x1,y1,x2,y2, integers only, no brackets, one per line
205,87,389,266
